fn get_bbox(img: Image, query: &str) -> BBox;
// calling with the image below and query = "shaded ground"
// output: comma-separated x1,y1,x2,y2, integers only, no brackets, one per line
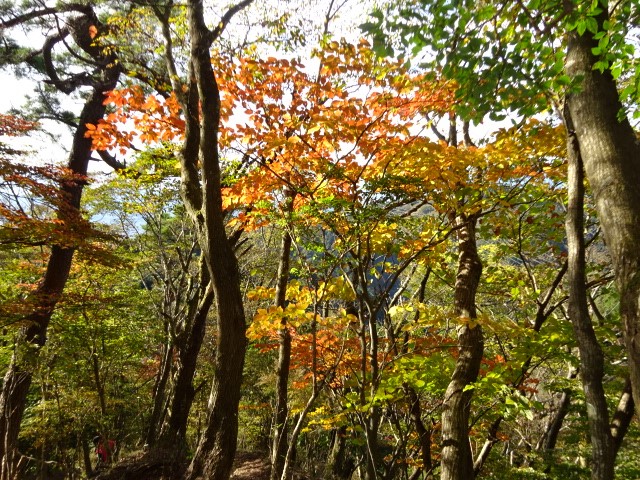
92,450,276,480
230,451,270,480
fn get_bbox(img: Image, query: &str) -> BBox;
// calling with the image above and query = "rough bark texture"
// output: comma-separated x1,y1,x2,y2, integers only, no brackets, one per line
564,5,640,420
0,11,121,477
565,124,614,480
440,213,483,480
180,1,252,479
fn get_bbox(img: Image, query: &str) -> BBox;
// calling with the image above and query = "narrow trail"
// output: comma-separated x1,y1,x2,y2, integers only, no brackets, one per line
230,452,270,480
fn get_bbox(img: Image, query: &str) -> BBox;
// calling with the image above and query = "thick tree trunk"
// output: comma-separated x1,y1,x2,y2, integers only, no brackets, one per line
0,40,120,477
440,213,483,480
565,128,614,480
564,3,640,420
270,225,293,480
181,1,251,479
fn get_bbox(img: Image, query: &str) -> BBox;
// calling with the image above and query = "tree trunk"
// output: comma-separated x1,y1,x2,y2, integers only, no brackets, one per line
325,425,355,480
270,223,293,480
565,109,614,480
145,337,173,447
159,277,214,451
610,377,634,457
405,385,433,479
440,213,483,480
537,366,578,456
0,35,120,477
564,2,640,420
181,1,252,479
473,261,568,476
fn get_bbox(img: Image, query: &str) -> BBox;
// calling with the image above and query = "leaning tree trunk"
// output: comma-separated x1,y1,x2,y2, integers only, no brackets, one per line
158,264,214,451
565,120,614,480
0,23,120,479
440,212,483,480
564,2,640,419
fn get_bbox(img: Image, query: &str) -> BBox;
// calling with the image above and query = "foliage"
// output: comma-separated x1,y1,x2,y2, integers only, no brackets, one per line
1,4,639,479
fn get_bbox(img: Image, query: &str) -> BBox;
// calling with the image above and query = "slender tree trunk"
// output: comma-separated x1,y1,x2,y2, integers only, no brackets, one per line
82,438,94,479
564,2,640,420
565,118,614,480
145,338,173,447
405,386,433,479
537,366,578,455
0,35,120,477
270,219,293,480
440,213,483,480
473,262,568,476
159,275,214,451
325,425,355,480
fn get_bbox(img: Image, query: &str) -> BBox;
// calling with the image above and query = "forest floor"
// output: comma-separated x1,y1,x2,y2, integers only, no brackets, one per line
94,450,286,480
230,451,270,480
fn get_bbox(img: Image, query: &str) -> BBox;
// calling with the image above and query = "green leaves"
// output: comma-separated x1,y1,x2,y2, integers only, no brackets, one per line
363,0,640,120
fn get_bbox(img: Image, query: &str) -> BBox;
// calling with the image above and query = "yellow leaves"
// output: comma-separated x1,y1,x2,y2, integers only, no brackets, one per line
368,222,398,254
246,277,357,347
246,286,275,301
482,119,565,184
316,276,355,302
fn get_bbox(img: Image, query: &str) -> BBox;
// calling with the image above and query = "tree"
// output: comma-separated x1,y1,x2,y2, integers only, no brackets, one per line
0,4,123,476
563,1,640,426
363,1,640,477
155,2,253,478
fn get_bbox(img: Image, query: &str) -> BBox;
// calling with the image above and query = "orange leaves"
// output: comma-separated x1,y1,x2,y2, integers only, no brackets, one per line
85,87,185,154
215,39,463,233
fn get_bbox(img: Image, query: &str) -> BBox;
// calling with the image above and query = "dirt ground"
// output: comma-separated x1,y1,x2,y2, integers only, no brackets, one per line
230,451,271,480
230,452,309,480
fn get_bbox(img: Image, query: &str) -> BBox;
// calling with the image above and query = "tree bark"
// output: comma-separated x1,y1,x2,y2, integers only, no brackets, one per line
440,213,483,480
270,221,293,480
565,108,615,480
564,2,640,420
181,1,252,479
405,385,433,479
159,273,214,450
0,13,121,475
